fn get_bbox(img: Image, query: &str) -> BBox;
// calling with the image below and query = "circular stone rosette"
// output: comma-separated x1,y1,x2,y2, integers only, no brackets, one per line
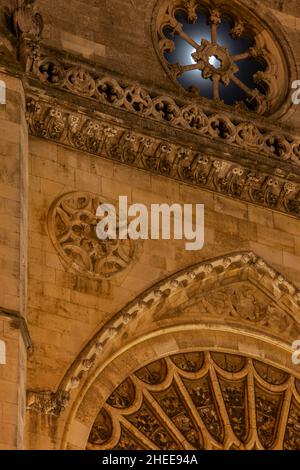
48,192,140,280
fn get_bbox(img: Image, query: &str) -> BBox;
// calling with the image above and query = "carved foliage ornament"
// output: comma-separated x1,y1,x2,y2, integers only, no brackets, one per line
48,192,139,280
154,0,289,115
87,352,300,450
27,99,300,219
27,390,70,417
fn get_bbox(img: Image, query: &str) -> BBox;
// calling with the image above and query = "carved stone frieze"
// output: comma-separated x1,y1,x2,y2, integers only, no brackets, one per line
27,390,70,417
87,352,300,450
26,97,300,219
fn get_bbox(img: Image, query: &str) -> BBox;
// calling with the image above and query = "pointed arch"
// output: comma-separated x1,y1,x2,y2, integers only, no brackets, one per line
28,251,300,449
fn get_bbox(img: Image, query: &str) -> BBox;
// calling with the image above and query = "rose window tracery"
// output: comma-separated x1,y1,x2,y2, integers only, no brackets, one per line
87,352,300,450
155,0,289,115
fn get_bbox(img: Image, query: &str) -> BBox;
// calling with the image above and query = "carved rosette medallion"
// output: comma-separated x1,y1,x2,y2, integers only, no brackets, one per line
48,192,139,280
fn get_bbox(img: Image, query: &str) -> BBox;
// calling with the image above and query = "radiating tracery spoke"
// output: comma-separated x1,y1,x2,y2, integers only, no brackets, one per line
232,52,252,62
174,63,203,76
87,352,300,450
209,9,221,45
211,22,217,45
212,74,220,100
174,20,200,50
231,74,253,96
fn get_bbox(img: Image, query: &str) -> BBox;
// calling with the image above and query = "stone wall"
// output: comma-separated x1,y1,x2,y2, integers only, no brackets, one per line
0,73,28,449
26,133,300,448
27,135,300,386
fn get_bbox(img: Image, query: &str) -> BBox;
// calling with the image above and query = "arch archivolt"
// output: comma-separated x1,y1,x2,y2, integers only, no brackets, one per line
63,329,300,450
33,251,300,449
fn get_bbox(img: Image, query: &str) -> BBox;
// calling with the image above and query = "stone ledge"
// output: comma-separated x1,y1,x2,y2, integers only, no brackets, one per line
0,307,32,350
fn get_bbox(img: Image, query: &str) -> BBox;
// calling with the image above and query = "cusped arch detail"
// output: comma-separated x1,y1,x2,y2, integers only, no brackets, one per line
87,351,300,450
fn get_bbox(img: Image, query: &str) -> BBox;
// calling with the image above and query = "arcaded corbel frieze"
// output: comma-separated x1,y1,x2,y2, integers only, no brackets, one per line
26,96,300,219
22,47,300,170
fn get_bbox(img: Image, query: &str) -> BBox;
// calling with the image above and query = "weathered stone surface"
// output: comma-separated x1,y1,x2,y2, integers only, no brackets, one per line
0,0,300,452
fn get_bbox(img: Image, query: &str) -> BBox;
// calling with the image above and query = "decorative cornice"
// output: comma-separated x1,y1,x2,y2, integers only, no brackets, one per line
24,49,300,166
26,96,300,219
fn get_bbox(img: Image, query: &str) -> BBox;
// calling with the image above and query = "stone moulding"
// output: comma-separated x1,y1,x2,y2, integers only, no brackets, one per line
26,96,300,219
25,52,300,165
31,251,300,418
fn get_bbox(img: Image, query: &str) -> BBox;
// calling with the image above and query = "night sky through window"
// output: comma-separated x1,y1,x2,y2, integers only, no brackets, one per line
164,11,265,108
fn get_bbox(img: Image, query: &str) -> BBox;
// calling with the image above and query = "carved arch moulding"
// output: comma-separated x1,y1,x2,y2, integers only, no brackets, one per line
26,252,300,449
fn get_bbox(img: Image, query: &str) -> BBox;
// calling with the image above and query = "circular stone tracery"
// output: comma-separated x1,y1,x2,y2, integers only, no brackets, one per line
191,38,239,84
48,192,139,280
87,352,300,451
154,0,290,115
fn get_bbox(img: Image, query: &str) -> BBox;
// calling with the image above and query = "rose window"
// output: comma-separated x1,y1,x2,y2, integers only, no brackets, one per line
155,0,291,116
87,352,300,450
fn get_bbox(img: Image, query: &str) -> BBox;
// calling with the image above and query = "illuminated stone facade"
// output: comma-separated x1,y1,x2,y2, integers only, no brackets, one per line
0,0,300,450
